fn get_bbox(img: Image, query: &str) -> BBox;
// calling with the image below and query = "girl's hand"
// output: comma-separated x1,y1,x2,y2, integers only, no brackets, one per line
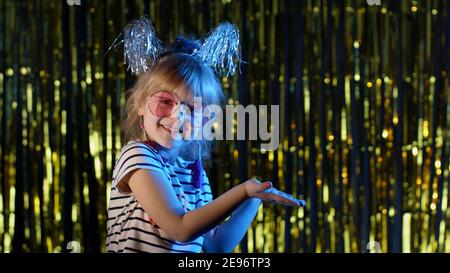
243,178,305,207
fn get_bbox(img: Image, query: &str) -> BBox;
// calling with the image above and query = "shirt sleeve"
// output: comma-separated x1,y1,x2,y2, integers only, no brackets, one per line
112,142,166,191
202,170,214,202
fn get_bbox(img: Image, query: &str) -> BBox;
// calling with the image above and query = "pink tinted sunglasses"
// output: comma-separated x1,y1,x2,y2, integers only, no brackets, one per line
147,90,213,128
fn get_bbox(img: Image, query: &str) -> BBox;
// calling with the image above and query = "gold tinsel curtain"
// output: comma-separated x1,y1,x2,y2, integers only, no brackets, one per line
0,0,448,253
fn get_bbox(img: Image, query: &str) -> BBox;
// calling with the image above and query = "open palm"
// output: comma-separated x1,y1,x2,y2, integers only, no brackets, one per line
244,179,305,207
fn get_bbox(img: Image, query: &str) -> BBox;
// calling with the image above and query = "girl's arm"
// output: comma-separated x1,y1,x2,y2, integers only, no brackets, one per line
202,197,262,253
127,170,300,243
127,169,264,243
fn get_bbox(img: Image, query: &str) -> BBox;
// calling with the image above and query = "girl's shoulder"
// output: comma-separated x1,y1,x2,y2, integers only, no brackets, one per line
115,140,164,167
111,140,167,190
122,139,160,155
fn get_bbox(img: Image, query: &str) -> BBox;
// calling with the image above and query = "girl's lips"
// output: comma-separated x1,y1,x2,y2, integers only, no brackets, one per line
161,124,173,132
161,124,179,134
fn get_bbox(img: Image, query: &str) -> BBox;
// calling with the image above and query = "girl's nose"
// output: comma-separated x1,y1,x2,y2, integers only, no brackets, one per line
161,104,190,134
170,104,187,123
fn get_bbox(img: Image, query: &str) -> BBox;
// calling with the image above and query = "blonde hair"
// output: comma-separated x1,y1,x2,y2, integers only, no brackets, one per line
121,53,224,160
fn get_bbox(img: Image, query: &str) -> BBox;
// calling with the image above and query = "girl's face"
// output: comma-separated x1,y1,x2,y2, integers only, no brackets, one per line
138,88,196,150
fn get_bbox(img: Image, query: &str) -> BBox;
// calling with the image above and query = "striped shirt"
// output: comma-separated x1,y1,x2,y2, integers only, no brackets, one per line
106,140,214,253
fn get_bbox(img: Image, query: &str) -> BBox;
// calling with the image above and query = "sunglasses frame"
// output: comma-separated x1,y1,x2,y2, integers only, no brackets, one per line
147,90,212,128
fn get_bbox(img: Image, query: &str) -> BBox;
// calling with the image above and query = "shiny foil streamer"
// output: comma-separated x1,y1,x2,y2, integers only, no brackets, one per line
122,15,163,75
193,21,242,77
0,0,448,253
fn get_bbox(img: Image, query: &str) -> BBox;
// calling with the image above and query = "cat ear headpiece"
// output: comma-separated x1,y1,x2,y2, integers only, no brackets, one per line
108,15,242,77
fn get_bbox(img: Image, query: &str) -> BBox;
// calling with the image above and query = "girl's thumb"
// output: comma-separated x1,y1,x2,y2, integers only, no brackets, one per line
262,181,272,189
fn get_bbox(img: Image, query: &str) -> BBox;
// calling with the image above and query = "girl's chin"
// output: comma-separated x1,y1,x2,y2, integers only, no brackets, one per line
147,127,186,149
153,137,183,150
160,125,181,138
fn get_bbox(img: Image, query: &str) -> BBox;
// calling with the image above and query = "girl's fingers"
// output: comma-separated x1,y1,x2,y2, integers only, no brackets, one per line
276,191,302,206
258,186,304,206
269,193,297,206
265,197,298,206
271,192,301,206
271,190,292,202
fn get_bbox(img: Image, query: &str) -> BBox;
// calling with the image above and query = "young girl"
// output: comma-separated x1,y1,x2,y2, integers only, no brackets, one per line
106,17,304,253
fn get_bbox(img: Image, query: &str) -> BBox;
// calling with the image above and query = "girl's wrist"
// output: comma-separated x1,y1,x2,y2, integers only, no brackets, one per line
242,181,251,198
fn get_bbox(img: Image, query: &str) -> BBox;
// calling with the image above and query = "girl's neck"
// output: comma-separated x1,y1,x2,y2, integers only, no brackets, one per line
143,140,179,163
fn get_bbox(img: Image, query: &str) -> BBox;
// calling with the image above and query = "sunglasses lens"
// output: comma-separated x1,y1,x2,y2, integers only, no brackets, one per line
149,91,177,118
148,91,215,129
